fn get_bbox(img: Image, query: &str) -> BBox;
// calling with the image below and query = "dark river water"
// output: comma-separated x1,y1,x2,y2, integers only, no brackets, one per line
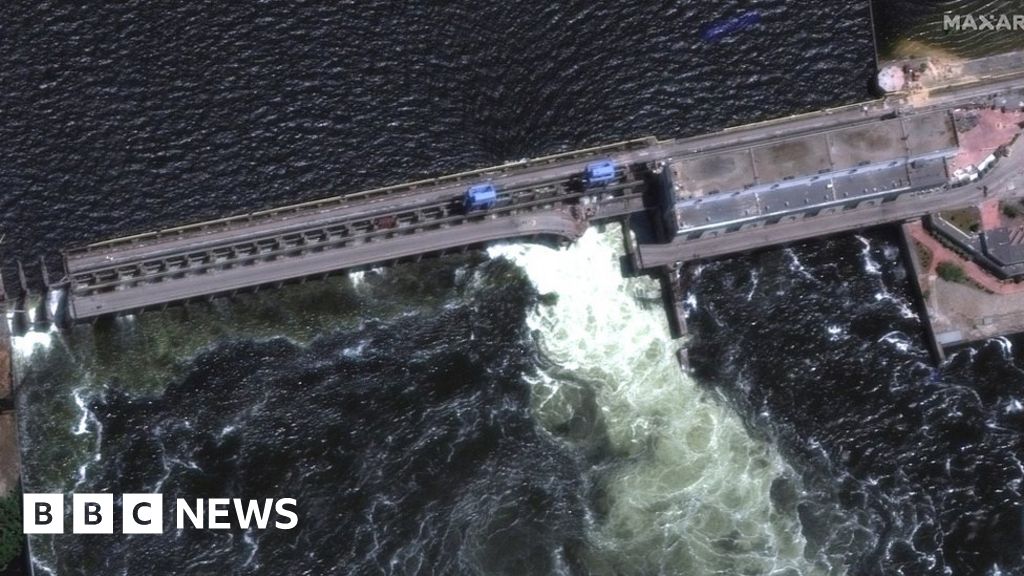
4,1,1024,575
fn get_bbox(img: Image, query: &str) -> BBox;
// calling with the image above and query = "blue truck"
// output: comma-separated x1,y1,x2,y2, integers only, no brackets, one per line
463,183,497,212
585,160,617,186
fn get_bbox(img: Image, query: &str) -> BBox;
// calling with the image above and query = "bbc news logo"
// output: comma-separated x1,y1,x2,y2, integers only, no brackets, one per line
943,14,1024,32
23,494,298,534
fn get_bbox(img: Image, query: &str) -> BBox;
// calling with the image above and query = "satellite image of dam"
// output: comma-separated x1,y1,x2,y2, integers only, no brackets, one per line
3,1,1024,575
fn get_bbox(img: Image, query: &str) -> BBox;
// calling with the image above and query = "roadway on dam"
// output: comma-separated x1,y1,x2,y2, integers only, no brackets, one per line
68,210,587,318
57,70,1024,321
67,144,652,270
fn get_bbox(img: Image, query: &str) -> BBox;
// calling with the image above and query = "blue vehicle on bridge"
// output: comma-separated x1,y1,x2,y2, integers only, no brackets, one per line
585,160,617,186
463,183,498,212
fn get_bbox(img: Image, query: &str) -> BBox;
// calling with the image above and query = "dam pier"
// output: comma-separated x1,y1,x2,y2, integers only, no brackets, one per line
7,53,1024,361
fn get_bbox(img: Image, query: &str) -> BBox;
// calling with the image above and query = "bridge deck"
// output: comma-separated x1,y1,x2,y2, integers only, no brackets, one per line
70,210,587,318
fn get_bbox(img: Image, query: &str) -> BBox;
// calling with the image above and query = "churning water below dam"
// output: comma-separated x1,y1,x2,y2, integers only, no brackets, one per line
15,227,826,575
12,225,1024,575
3,0,1024,574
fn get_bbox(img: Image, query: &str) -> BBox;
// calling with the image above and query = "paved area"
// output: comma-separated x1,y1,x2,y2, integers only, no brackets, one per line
670,112,955,203
927,276,1024,345
829,120,905,166
949,109,1024,174
754,134,830,181
905,111,959,156
671,159,949,233
909,220,1024,294
673,151,754,197
642,188,968,266
980,198,1001,230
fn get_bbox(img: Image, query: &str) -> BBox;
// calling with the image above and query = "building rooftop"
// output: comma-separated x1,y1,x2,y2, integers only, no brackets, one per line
668,111,958,234
671,111,957,201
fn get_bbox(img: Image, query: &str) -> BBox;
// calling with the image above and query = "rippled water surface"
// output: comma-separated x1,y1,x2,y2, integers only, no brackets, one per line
688,233,1024,575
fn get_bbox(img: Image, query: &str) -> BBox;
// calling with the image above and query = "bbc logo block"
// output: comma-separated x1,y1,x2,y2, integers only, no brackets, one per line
23,493,298,534
23,494,64,534
72,493,113,534
122,493,163,534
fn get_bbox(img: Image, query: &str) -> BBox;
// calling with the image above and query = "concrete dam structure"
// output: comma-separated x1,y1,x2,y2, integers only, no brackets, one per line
15,67,1024,326
659,111,957,237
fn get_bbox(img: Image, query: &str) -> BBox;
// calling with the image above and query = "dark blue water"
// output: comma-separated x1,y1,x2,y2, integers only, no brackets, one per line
12,2,1022,576
688,233,1024,575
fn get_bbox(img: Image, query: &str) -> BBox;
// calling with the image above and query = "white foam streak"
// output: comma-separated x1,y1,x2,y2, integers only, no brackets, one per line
31,559,58,576
241,529,259,567
873,290,918,320
72,388,92,436
46,289,63,319
69,386,104,490
879,331,912,352
857,235,881,275
994,336,1013,356
785,248,816,282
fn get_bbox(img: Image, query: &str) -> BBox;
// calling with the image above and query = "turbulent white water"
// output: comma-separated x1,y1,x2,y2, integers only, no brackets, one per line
489,225,818,575
6,309,55,359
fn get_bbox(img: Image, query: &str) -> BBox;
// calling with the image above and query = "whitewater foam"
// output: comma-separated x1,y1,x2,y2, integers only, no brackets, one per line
7,311,56,359
489,225,814,575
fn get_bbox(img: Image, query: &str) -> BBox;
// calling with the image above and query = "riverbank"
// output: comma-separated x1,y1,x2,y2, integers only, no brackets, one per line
0,306,16,493
0,312,24,575
0,340,16,497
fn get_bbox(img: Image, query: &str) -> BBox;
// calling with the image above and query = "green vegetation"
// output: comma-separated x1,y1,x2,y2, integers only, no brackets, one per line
0,491,22,571
914,240,933,270
940,208,981,234
1002,201,1021,219
937,261,968,284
